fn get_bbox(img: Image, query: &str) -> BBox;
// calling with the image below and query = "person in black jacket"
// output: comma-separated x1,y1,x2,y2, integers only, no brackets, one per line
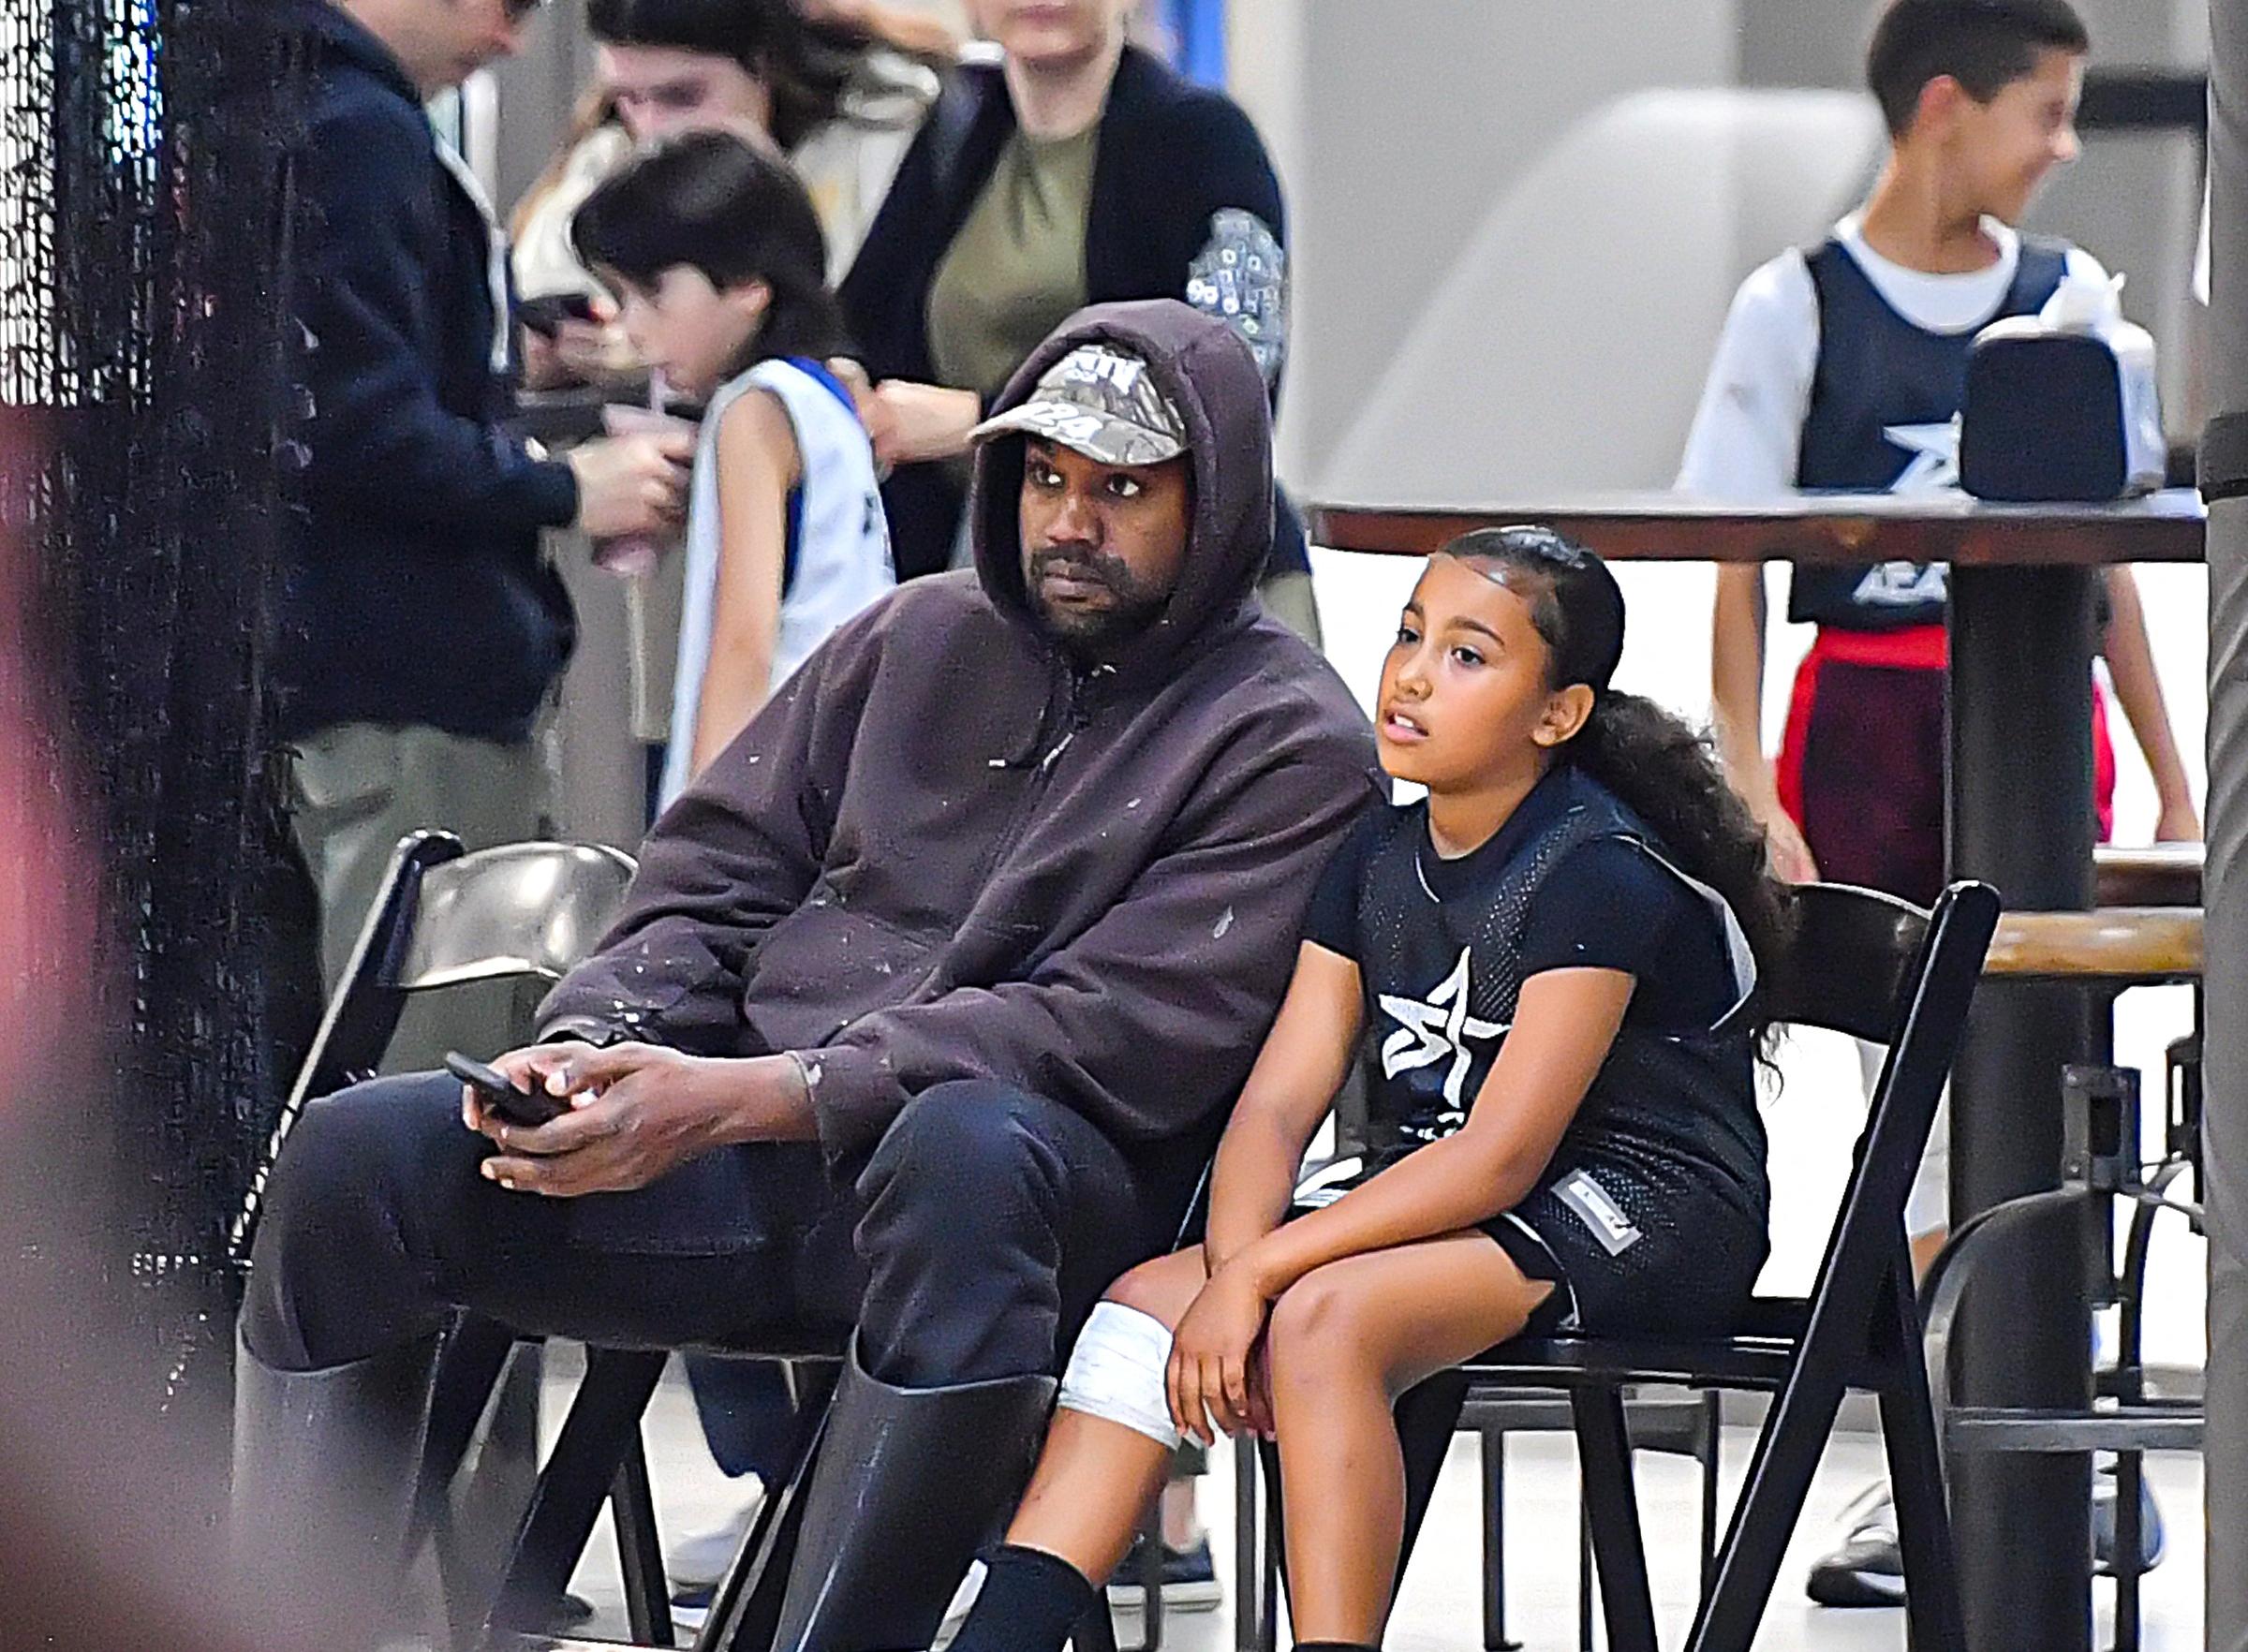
836,0,1314,640
278,0,694,1068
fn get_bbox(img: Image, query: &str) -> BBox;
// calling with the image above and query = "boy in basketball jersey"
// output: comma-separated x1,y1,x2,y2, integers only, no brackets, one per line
1678,0,2197,1608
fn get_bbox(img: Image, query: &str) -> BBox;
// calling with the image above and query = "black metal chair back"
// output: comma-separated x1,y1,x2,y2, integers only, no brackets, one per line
233,830,665,1648
233,831,637,1266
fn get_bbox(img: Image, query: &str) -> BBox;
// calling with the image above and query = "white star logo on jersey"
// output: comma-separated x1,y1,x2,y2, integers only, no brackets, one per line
1851,558,1949,608
1852,420,1962,609
1882,419,1961,494
1378,948,1505,1110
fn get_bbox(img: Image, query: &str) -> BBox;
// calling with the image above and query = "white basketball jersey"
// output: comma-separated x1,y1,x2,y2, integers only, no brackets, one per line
662,357,895,808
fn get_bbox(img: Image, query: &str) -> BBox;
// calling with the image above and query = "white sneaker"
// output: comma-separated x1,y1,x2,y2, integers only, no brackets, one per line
668,1479,767,1598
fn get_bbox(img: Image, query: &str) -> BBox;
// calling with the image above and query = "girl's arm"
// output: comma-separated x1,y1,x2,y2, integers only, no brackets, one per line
2100,568,2202,841
1230,967,1633,1303
1202,941,1367,1273
689,391,803,780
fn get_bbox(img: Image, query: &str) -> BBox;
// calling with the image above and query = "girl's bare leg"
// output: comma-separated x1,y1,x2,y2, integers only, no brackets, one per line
1264,1233,1552,1642
1003,1245,1210,1583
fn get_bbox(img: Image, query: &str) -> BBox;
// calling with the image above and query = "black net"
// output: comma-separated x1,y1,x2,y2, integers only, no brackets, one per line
2,0,310,1422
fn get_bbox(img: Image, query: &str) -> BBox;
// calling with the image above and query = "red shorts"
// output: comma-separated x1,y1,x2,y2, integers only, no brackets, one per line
1775,625,2116,907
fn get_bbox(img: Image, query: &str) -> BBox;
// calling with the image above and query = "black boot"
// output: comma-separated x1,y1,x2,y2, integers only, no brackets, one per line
767,1339,1057,1652
230,1325,438,1632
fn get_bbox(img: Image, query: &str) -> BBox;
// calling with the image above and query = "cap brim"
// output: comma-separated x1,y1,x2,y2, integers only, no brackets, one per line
967,398,1186,467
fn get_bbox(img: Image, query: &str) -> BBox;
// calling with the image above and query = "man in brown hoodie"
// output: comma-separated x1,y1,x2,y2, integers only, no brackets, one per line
234,299,1373,1645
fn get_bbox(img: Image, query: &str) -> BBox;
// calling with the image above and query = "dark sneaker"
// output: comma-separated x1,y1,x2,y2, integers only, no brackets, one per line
1107,1535,1223,1613
1806,1486,1904,1609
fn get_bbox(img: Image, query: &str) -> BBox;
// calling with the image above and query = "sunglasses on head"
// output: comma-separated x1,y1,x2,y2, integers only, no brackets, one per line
1493,524,1594,569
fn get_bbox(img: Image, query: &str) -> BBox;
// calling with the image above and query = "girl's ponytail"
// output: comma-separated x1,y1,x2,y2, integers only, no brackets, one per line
1570,688,1796,1029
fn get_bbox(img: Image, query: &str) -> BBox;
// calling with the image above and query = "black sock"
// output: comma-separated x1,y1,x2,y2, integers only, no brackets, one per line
942,1544,1099,1652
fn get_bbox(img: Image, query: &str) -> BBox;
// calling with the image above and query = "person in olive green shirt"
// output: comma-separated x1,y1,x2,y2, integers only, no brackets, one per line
836,0,1314,648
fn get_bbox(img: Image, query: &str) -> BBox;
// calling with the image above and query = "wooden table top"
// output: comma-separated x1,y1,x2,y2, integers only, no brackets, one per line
1309,489,2207,566
1985,907,2202,981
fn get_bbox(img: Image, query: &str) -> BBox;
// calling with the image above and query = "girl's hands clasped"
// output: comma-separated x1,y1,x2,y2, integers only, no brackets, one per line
1166,1261,1276,1446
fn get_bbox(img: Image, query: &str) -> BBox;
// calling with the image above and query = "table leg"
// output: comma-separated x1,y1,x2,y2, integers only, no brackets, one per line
1946,563,2098,1652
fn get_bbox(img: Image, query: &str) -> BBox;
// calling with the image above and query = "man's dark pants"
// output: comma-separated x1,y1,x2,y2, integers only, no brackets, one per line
240,1069,1203,1641
243,1071,1200,1388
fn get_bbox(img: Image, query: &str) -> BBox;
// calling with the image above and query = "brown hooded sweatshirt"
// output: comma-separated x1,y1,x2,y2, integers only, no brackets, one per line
539,300,1376,1173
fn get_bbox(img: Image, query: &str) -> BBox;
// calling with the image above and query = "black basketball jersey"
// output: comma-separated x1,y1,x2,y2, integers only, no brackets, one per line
1308,767,1769,1229
1787,233,2070,630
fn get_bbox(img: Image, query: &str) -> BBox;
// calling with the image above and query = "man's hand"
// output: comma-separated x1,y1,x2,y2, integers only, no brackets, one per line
469,1044,809,1197
568,430,693,539
1165,1262,1273,1446
857,378,982,470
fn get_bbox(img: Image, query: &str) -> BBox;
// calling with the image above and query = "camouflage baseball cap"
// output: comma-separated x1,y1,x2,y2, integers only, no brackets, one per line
968,343,1189,466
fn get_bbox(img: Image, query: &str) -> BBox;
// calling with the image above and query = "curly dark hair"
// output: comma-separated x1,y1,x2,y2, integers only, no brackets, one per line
586,0,932,151
1439,528,1797,1034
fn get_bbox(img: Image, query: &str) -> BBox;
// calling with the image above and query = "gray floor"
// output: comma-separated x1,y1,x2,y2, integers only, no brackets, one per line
542,1357,2205,1651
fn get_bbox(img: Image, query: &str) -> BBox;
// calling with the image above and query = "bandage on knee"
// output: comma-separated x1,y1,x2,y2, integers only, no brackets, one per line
1056,1302,1180,1450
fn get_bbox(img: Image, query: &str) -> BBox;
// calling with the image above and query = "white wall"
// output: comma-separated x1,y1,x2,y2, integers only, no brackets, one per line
1233,0,1738,491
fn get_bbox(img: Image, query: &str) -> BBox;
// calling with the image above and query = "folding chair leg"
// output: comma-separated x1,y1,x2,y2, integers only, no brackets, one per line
2114,1453,2146,1652
410,1315,518,1556
1394,1371,1468,1584
702,1361,839,1652
1686,1367,1848,1652
1233,1434,1262,1652
483,1347,666,1639
1697,1391,1722,1596
1072,1602,1121,1652
1256,1438,1284,1652
1572,1385,1658,1652
1576,1500,1594,1652
613,1435,674,1647
1878,1279,1966,1652
1131,1499,1164,1652
1481,1432,1520,1652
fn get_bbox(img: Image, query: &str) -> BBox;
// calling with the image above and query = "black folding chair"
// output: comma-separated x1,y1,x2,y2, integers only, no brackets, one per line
234,830,653,1644
1235,879,2000,1652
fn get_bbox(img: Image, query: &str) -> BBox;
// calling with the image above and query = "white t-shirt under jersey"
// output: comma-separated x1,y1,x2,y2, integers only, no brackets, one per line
1675,214,2108,498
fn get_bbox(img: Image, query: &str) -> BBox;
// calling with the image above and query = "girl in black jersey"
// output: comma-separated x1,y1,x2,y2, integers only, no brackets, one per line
939,528,1795,1652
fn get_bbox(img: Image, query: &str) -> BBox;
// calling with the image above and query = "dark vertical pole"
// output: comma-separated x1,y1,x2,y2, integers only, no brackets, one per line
1945,563,2098,1652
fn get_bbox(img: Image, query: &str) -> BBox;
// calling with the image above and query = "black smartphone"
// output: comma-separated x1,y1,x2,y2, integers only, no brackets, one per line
518,291,599,337
445,1050,571,1128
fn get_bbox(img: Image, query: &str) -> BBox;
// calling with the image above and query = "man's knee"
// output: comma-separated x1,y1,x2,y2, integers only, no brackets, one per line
851,1084,1085,1384
261,1071,476,1233
243,1070,482,1367
857,1083,1072,1236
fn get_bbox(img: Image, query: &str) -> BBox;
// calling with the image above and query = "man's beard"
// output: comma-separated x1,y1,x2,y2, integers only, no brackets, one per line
1024,542,1169,651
